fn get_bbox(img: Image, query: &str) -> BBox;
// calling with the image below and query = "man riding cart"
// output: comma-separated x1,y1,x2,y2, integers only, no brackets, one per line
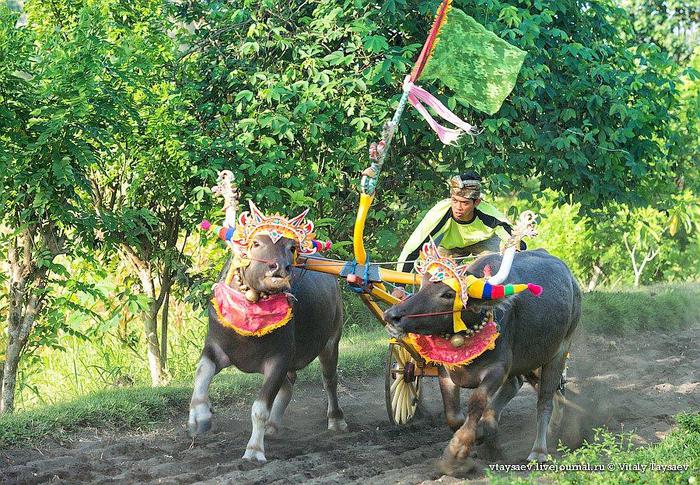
392,171,525,300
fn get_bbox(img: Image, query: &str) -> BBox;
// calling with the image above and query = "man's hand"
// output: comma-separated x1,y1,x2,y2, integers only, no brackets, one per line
391,287,408,300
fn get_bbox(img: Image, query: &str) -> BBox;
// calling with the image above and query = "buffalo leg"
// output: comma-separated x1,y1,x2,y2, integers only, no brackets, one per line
548,389,565,442
548,347,571,439
266,370,297,435
477,375,523,442
439,366,506,474
528,351,568,463
438,367,464,431
188,355,219,437
319,337,347,431
243,358,289,462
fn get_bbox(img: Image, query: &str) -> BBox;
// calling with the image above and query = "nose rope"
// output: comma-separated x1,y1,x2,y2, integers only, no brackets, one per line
249,256,280,265
403,309,464,318
401,304,484,319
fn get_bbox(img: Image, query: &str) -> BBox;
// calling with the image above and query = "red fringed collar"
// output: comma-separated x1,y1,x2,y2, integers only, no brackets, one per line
211,283,292,337
406,321,500,368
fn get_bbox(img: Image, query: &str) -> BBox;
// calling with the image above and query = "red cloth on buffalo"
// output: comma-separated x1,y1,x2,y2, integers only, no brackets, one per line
406,321,500,367
212,283,292,337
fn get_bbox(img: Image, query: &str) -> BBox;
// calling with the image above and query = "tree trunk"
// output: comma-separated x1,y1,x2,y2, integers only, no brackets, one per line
119,245,165,386
1,337,24,413
624,234,642,288
116,214,181,386
2,289,45,413
1,226,56,414
587,263,604,292
120,245,178,386
161,289,169,369
136,267,165,386
634,248,659,288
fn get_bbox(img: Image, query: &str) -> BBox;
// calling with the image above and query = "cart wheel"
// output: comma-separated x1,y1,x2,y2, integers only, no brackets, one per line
385,342,422,425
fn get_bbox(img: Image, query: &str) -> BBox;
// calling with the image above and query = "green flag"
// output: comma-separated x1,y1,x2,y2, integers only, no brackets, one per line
420,8,527,115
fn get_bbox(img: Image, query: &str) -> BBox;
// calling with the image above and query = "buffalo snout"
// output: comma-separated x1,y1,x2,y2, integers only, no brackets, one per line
383,307,407,339
266,260,292,278
383,306,402,326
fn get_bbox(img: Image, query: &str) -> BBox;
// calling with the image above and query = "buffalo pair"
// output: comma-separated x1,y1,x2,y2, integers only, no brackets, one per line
188,211,580,473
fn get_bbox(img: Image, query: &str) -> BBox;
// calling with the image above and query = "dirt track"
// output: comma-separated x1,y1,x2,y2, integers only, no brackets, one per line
1,324,698,484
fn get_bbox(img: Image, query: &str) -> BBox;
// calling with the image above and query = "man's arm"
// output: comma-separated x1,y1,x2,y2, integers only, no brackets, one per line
396,210,453,275
476,211,527,250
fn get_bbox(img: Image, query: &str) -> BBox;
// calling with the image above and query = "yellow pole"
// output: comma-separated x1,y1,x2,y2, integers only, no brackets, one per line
353,193,374,265
377,268,422,286
296,257,346,277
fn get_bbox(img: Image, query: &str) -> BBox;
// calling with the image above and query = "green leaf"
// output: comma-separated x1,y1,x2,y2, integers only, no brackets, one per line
235,90,254,103
363,35,389,53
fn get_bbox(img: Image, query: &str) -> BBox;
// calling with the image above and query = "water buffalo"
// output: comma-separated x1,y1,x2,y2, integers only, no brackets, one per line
384,248,581,472
188,209,346,463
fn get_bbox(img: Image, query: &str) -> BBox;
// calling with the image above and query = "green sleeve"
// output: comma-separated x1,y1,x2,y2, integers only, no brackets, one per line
396,199,452,271
477,200,511,223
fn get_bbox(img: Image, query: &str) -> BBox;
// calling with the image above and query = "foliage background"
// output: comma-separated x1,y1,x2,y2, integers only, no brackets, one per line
0,0,698,410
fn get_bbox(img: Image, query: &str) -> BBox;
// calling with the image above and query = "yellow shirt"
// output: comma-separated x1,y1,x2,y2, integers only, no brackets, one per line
396,199,512,273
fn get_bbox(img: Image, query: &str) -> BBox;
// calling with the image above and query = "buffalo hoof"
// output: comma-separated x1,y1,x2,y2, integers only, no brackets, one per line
265,422,280,436
446,414,466,432
327,417,348,432
187,419,211,438
188,403,212,438
437,454,476,477
475,419,498,445
187,413,212,438
527,450,550,463
242,447,267,463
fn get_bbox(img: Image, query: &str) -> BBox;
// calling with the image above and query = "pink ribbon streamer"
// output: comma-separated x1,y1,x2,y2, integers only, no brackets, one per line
403,76,477,145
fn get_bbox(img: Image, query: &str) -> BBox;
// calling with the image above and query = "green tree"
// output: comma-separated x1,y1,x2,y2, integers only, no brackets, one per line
173,0,687,260
620,0,699,64
78,0,216,385
0,4,124,412
669,47,700,196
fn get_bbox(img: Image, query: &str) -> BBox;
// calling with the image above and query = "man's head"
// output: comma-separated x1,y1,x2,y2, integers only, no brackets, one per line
449,171,481,222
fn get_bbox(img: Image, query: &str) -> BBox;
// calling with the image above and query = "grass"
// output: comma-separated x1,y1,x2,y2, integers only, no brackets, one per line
487,413,700,484
0,282,698,452
0,324,388,449
581,282,700,335
0,386,193,449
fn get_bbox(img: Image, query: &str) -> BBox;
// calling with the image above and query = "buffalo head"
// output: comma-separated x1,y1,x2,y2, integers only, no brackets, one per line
383,240,542,339
240,233,296,294
231,201,319,298
383,277,499,338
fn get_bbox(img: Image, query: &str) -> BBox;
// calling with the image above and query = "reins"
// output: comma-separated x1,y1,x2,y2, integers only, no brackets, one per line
249,256,279,265
404,309,464,318
402,302,484,319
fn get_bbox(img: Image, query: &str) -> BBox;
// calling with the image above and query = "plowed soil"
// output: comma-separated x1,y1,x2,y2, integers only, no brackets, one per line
2,324,698,484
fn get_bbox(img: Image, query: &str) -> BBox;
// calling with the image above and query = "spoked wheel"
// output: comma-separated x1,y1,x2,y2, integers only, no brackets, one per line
385,342,422,425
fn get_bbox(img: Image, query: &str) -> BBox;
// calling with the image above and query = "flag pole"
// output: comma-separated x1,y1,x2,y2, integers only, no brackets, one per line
353,0,452,265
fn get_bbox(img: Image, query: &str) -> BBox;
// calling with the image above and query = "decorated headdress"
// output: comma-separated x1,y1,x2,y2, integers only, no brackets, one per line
449,174,481,199
202,201,325,257
200,171,331,260
234,202,318,254
415,239,542,333
415,240,472,306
